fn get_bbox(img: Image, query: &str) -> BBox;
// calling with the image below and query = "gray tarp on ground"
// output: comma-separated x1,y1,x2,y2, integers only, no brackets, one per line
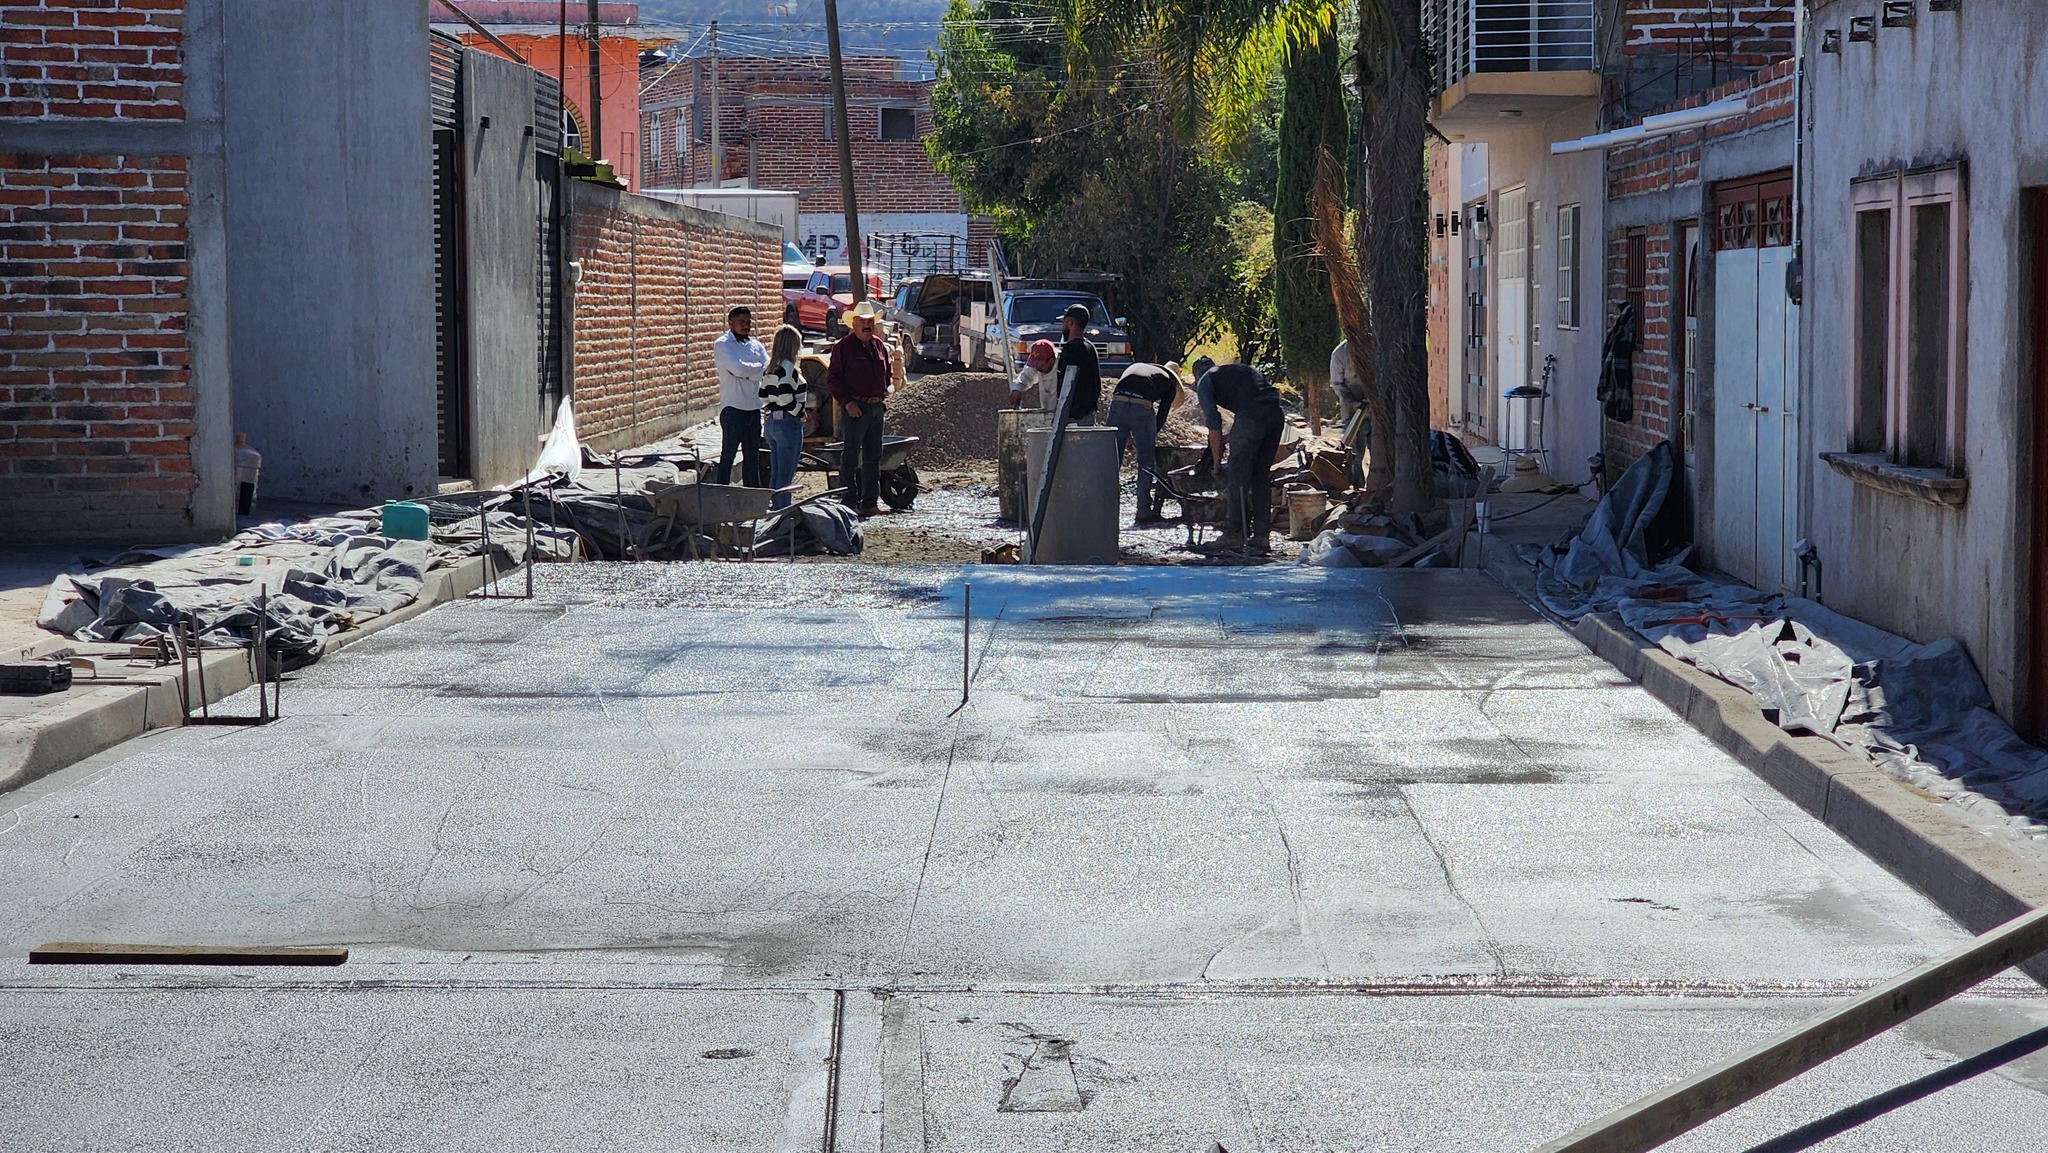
1534,440,2048,833
38,505,572,664
754,500,865,557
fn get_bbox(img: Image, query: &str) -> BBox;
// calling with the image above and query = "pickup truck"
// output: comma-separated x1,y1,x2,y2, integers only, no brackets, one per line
782,265,885,335
959,288,1133,375
885,274,966,373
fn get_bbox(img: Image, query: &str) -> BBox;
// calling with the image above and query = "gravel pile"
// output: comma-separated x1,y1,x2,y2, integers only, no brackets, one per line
885,372,1013,471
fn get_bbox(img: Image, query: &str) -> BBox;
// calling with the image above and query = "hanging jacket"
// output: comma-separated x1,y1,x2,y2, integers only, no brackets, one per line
1597,302,1636,424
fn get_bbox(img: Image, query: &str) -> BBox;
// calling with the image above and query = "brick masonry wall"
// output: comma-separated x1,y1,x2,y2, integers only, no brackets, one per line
1599,58,1794,474
640,57,961,217
2,0,196,535
1625,0,1796,71
567,181,782,451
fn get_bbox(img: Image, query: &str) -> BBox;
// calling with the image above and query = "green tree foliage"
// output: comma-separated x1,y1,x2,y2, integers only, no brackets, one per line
928,0,1244,361
1222,202,1278,368
1271,34,1344,418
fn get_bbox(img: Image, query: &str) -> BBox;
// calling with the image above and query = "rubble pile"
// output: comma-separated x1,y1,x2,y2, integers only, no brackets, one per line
883,371,1013,472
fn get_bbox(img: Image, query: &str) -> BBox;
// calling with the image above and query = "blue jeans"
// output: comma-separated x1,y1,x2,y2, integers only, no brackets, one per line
763,412,804,509
1106,398,1159,518
717,406,763,488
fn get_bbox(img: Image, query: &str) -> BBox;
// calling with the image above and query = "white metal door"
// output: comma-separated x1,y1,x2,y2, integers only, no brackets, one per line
1495,187,1529,446
1711,245,1799,591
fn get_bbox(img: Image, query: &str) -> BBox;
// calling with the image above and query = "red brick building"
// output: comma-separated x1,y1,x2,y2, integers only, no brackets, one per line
1,0,228,539
639,54,966,265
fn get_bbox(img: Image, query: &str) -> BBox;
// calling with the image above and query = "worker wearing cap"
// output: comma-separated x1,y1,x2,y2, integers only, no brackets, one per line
1010,338,1059,410
712,304,769,488
825,299,892,517
1106,361,1181,524
1193,355,1284,555
1052,302,1102,425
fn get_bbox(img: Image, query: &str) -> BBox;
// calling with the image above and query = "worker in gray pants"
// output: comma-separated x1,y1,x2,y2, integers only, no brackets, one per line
1193,356,1284,556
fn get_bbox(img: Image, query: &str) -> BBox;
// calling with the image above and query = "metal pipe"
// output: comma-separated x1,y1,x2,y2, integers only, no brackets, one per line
585,0,602,163
708,21,720,187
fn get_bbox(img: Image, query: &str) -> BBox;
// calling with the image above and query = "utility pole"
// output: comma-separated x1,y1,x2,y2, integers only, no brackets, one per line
708,20,721,187
585,0,602,161
823,0,864,300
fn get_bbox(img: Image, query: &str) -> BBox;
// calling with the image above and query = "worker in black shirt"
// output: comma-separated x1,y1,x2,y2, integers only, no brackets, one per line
1193,355,1285,555
1106,362,1181,523
1053,303,1102,425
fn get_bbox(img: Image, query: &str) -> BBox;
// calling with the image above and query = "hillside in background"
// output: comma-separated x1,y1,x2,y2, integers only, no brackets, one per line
634,0,948,66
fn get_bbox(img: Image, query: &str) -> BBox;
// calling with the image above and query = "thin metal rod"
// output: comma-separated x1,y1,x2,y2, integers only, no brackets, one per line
524,486,536,597
961,583,971,704
1535,903,2048,1153
190,618,209,719
254,589,268,723
820,988,847,1152
432,0,523,62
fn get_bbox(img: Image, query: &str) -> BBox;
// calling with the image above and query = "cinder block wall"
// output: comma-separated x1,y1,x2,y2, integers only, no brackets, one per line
567,181,782,453
0,0,221,539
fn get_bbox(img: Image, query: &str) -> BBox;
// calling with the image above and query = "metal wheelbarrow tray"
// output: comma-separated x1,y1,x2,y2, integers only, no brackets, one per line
798,435,922,511
647,479,779,527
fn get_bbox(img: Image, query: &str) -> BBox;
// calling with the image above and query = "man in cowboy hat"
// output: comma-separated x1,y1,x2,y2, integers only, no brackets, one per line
825,299,892,516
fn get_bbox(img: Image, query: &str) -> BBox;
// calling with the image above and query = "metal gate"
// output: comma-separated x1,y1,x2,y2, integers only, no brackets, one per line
535,73,565,427
430,32,469,480
1710,173,1799,591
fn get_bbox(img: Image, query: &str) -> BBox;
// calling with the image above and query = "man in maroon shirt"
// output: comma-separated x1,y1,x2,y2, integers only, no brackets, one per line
825,300,892,516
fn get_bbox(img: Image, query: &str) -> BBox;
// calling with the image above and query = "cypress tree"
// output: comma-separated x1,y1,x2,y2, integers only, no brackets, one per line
1273,34,1345,430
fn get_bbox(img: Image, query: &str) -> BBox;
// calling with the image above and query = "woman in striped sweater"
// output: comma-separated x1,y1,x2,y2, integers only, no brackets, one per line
760,324,810,510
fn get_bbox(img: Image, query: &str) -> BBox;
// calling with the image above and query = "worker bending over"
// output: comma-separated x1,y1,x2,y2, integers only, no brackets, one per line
1106,362,1180,525
1009,339,1058,410
1193,355,1284,556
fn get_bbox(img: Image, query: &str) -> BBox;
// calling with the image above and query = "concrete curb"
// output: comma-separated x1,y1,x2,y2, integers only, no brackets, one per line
0,553,507,796
1573,611,2048,982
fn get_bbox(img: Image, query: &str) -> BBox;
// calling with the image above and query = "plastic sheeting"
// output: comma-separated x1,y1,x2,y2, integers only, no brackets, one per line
754,500,865,557
38,505,573,664
1532,439,2048,833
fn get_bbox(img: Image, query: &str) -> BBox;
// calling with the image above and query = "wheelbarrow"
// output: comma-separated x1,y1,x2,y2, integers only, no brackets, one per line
647,476,779,559
799,434,922,511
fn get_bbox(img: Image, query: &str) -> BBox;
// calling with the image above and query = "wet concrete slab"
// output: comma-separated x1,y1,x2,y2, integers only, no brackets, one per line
0,563,2042,1147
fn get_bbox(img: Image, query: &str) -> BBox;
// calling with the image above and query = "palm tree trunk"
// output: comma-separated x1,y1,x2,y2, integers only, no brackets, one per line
1357,0,1435,512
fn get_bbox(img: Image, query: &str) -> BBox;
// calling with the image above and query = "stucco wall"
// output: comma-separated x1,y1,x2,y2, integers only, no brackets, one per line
1451,107,1609,491
224,0,437,506
460,49,547,490
1803,0,2048,719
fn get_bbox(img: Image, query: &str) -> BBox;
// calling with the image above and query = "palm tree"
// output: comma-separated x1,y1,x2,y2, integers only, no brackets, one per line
1078,0,1435,510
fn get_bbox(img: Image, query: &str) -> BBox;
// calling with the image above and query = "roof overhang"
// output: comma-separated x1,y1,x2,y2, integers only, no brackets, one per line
1430,71,1602,138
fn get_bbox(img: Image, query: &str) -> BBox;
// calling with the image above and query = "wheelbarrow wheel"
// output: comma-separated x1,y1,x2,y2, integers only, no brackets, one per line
881,464,918,511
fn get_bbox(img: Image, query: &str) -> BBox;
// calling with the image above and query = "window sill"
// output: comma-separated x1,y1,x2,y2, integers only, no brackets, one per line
1819,451,1968,508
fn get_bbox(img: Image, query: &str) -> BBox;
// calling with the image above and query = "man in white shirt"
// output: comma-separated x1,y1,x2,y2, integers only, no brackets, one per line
712,305,769,487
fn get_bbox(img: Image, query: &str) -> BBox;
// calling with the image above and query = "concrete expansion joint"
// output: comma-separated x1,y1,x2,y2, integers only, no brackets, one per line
1568,609,2048,986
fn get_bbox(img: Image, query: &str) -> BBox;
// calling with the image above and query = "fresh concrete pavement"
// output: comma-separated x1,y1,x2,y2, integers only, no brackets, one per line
2,565,2045,1151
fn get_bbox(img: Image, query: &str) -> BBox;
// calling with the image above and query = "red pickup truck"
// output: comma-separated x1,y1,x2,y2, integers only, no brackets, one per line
781,265,884,334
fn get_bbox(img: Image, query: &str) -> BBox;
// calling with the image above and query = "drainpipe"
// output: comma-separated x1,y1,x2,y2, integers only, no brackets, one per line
1787,0,1806,307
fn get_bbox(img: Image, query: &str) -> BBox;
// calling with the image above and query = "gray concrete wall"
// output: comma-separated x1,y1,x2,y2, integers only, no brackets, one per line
1803,0,2048,720
223,0,437,506
1461,108,1609,491
460,51,546,490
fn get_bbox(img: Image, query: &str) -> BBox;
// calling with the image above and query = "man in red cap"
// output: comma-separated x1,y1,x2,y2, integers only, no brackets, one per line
1009,338,1059,410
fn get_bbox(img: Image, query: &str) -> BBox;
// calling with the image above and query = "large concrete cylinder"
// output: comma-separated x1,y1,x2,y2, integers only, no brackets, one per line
1025,425,1120,564
996,409,1030,524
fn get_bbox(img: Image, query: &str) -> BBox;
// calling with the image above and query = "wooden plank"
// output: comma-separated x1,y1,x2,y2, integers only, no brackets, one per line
30,942,348,967
1535,903,2048,1153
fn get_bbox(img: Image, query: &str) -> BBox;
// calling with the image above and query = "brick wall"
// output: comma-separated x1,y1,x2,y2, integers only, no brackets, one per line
1624,0,1796,72
2,0,198,535
567,180,782,451
640,56,961,216
1599,58,1795,474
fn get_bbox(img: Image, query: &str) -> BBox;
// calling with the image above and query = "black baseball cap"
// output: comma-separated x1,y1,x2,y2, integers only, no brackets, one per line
1062,303,1091,325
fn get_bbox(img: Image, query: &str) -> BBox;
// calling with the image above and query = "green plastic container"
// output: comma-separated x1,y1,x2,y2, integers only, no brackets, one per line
381,500,430,541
